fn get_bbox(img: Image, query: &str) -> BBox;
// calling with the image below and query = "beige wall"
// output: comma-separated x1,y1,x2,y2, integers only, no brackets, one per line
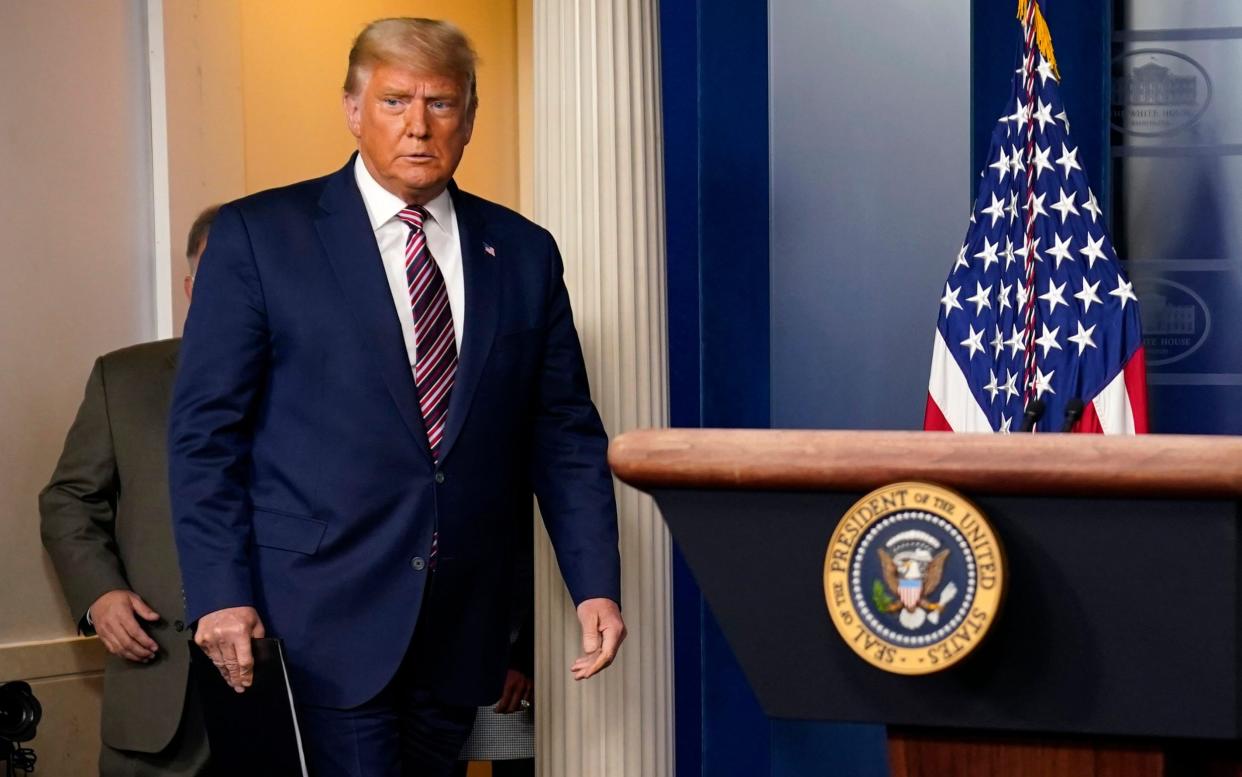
517,0,534,215
164,0,247,336
0,2,154,773
0,0,156,647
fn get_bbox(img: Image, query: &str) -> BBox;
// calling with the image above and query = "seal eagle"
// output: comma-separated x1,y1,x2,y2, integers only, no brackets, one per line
879,547,951,613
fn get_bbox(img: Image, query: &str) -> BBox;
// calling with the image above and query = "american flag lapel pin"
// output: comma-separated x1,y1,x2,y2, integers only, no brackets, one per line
483,243,496,256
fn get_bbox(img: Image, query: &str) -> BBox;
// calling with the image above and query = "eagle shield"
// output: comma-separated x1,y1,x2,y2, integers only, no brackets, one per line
877,529,952,629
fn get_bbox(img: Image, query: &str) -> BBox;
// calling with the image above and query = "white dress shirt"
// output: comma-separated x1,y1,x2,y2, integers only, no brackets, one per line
353,155,465,375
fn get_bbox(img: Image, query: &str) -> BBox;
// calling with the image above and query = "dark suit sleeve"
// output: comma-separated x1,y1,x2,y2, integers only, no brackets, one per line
507,519,535,676
39,357,129,631
508,606,534,677
529,235,621,607
168,204,270,624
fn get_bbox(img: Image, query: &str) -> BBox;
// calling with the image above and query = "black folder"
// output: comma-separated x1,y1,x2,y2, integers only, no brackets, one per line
189,637,308,775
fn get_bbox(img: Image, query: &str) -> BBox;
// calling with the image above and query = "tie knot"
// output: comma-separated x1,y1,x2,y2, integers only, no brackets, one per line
396,206,428,231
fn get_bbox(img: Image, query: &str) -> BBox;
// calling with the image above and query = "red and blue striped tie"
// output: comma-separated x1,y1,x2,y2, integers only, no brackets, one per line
396,206,457,461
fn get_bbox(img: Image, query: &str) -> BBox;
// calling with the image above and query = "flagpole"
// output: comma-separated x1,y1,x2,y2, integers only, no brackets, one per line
1019,0,1041,405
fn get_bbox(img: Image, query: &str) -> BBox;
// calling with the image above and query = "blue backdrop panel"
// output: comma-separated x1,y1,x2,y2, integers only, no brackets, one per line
660,1,772,775
769,0,972,432
661,0,892,773
659,2,706,772
765,0,972,769
1111,1,1242,434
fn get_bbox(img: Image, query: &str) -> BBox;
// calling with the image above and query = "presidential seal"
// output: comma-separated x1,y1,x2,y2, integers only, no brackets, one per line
823,482,1004,675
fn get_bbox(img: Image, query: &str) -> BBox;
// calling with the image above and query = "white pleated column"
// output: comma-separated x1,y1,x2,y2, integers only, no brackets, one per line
531,2,672,776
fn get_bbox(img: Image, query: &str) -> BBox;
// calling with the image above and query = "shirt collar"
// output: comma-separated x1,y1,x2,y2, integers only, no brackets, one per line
353,154,454,234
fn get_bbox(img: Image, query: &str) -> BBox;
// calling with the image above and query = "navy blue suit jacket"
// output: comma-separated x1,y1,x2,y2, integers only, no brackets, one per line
169,158,620,709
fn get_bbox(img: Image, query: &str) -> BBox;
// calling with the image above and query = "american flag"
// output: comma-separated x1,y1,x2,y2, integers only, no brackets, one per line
925,0,1148,434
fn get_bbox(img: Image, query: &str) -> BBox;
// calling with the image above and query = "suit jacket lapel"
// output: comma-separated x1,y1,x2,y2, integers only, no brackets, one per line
438,183,499,464
314,160,434,464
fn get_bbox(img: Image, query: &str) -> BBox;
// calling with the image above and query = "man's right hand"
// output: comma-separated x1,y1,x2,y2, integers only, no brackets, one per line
194,606,266,693
88,590,161,663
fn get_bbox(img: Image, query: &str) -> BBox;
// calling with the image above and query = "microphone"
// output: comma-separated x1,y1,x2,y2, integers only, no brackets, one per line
1060,398,1084,432
1019,399,1046,433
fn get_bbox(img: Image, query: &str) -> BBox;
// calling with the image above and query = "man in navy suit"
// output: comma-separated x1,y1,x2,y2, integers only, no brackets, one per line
169,18,625,775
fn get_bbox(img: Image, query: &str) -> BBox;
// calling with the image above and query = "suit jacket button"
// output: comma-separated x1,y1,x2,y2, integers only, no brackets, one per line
434,471,445,484
174,620,185,632
411,556,426,571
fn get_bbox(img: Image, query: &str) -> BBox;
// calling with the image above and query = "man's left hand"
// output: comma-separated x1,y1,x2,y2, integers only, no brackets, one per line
571,597,625,680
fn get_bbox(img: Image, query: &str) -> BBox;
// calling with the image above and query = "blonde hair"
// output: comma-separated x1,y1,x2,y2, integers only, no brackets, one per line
345,18,479,110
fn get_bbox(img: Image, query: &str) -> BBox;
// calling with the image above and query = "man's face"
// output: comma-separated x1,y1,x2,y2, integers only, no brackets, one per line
344,62,475,205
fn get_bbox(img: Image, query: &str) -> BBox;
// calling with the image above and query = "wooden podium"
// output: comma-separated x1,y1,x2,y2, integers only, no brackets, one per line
610,429,1242,777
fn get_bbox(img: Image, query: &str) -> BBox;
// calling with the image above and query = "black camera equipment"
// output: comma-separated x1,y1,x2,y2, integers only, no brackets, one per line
0,681,41,776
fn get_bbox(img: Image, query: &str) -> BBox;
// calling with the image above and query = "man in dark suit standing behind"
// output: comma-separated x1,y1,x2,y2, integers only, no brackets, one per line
40,206,219,776
169,18,625,775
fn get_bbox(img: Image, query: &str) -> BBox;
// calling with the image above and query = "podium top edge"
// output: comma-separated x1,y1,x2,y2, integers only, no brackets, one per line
607,429,1242,499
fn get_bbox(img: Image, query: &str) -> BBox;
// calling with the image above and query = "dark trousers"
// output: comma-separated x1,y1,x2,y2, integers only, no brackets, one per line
298,684,475,777
295,577,476,776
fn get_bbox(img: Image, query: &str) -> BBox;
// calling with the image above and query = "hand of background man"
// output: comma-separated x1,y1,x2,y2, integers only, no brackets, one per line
495,669,533,714
194,606,266,693
88,589,161,663
571,597,626,680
